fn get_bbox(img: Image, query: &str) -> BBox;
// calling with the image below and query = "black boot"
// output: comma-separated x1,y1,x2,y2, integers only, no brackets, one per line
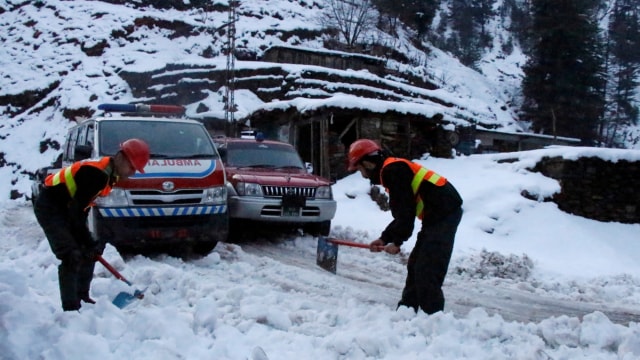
78,261,97,305
62,300,81,311
79,292,96,304
59,262,81,311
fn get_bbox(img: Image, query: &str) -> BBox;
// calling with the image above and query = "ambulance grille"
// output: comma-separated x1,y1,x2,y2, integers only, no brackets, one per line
261,186,315,198
128,189,204,205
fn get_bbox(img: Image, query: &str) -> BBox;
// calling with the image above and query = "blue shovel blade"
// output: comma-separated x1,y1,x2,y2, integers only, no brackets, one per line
316,236,338,274
112,289,144,309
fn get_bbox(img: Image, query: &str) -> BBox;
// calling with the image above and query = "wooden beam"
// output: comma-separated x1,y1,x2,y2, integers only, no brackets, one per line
338,118,358,140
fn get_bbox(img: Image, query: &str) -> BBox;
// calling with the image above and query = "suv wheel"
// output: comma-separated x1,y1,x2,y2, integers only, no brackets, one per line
304,220,331,237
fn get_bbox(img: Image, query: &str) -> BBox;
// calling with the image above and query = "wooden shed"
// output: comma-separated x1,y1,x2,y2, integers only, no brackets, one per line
248,106,458,181
475,128,581,153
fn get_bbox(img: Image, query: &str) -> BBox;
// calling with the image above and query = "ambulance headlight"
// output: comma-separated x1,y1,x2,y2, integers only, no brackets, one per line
203,185,227,204
94,188,129,207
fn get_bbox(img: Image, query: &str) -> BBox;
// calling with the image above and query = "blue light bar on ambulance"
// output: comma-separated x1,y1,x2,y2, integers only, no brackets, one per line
98,103,185,114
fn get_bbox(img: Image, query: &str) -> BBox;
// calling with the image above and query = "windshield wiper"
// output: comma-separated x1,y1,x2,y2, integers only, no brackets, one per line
183,153,216,159
246,164,276,168
274,165,303,170
151,153,215,159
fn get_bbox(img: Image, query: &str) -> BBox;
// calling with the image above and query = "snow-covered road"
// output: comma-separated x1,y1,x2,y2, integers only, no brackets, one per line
237,236,640,326
4,201,640,359
5,200,639,326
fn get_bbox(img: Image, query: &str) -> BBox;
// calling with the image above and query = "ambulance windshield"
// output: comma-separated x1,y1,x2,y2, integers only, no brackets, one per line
99,120,218,159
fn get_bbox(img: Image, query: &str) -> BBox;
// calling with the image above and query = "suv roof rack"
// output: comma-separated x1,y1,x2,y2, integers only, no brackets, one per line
98,103,186,117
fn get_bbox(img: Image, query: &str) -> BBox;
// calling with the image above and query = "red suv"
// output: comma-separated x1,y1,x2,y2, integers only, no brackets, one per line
215,136,336,237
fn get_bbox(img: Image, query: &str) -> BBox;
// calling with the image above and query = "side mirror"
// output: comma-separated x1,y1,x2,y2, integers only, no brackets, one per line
305,162,313,174
217,147,227,163
74,144,93,160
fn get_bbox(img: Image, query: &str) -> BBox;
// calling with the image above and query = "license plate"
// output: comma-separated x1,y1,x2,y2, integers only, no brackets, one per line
283,206,300,216
282,194,305,216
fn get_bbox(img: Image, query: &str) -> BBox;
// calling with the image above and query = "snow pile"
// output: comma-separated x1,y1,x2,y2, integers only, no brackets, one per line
1,149,640,359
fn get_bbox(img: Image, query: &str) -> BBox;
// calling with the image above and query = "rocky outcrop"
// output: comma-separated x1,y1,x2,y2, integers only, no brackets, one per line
369,155,640,224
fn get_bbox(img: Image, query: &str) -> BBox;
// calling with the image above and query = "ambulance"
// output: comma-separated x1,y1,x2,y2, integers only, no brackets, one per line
34,104,228,256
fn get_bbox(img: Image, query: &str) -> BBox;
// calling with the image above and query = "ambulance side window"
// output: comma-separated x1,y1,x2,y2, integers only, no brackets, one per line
86,123,95,149
73,123,94,160
64,128,80,162
77,124,88,146
63,133,72,162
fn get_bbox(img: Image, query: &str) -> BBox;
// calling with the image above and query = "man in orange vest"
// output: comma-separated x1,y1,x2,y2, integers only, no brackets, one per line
347,139,463,315
33,138,150,311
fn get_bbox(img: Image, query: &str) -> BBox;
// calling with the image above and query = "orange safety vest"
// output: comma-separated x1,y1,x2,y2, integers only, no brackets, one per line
45,157,114,199
381,157,447,220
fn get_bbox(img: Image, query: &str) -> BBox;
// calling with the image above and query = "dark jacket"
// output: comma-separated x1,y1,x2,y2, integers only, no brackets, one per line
38,160,115,247
379,161,462,246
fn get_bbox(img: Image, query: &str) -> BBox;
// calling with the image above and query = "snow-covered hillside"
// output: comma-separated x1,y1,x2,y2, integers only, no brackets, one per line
0,0,526,200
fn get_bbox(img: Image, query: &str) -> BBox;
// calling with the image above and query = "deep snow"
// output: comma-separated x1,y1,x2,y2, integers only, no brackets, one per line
1,147,640,360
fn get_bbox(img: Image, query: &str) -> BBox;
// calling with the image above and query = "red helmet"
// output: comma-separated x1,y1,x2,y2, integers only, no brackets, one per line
120,138,150,173
347,139,381,171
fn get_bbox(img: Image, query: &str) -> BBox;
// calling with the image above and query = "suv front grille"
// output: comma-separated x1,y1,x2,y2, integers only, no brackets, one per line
261,186,315,197
128,189,204,205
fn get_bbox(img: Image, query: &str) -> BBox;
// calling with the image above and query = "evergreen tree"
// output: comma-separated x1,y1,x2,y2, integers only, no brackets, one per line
603,0,640,145
442,0,484,66
373,0,440,36
433,0,496,67
472,0,495,47
521,0,606,144
505,0,534,54
451,0,480,65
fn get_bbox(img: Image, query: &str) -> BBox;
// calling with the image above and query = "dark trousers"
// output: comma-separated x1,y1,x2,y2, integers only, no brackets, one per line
34,192,95,311
398,207,462,314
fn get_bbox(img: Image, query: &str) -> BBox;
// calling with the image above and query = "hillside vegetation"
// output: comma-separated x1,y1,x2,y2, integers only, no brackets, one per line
0,0,638,200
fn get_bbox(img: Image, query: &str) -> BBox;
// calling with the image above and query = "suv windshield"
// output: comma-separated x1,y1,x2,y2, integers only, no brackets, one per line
225,142,304,169
99,120,217,158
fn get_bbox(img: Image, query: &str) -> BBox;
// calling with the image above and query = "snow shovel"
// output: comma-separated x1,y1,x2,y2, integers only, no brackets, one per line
316,236,372,274
96,255,145,308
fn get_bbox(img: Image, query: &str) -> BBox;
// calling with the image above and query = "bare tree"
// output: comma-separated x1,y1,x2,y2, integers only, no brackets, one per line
320,0,378,48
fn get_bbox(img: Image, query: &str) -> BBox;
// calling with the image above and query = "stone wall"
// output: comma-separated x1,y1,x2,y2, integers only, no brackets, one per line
262,46,386,76
261,46,439,91
532,157,639,224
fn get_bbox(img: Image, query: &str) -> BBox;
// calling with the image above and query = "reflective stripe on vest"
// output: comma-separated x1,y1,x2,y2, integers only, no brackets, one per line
381,157,447,219
44,157,113,198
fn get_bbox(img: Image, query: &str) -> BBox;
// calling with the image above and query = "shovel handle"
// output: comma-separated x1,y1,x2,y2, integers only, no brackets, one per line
328,238,385,251
96,255,133,286
327,239,371,249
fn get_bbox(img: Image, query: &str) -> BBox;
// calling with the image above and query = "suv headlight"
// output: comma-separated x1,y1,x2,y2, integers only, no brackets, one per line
235,182,263,196
94,188,129,207
315,185,332,199
203,186,227,204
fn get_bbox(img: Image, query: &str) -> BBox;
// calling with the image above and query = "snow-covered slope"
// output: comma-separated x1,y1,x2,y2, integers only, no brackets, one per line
0,0,532,200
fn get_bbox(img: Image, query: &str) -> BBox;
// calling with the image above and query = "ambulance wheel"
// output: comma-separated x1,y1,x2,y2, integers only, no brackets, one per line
193,240,218,256
113,245,137,259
